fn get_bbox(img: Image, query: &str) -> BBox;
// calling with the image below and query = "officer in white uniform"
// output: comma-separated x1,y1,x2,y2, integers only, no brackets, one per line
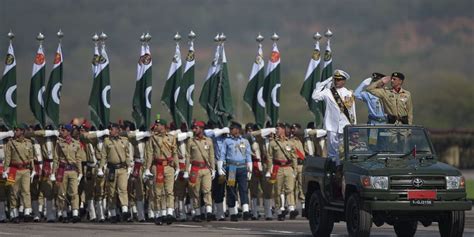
311,69,356,166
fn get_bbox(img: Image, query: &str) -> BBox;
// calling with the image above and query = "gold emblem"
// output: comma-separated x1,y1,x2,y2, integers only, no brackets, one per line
323,50,332,61
92,54,100,65
5,54,14,65
34,53,45,65
311,49,320,61
186,50,195,62
270,51,280,63
140,53,152,65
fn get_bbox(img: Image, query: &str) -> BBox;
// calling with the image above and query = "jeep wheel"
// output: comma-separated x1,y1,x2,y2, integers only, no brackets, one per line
345,194,372,237
438,211,465,237
394,221,417,237
308,190,334,237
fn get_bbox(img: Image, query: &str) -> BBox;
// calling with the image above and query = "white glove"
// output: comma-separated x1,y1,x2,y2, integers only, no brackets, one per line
257,162,263,172
136,131,151,141
177,132,188,142
174,169,180,181
186,131,193,138
246,162,253,181
97,168,104,177
265,172,271,178
183,172,189,179
168,129,181,136
293,171,297,178
50,174,56,182
96,129,110,138
211,170,216,180
0,131,14,140
217,160,226,176
143,169,153,180
127,167,133,177
30,170,37,183
44,130,59,137
260,128,276,137
77,174,83,183
2,170,8,179
214,127,229,137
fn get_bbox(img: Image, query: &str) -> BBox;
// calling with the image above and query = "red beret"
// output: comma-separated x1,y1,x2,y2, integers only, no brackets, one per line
193,121,206,128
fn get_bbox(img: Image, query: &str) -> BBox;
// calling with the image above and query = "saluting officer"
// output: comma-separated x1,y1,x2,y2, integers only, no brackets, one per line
366,72,413,124
99,123,132,223
184,121,215,222
144,119,179,225
354,72,387,124
52,124,82,223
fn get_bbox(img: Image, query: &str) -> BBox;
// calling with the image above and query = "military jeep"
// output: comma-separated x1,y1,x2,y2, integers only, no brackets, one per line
303,125,471,237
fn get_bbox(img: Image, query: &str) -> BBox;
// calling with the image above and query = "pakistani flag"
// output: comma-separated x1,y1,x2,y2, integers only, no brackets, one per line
320,38,332,81
30,44,46,127
175,40,195,128
161,42,182,125
132,42,152,130
88,43,111,128
300,39,323,125
212,43,233,126
243,43,266,128
45,42,63,128
0,42,17,128
199,44,220,123
263,42,281,126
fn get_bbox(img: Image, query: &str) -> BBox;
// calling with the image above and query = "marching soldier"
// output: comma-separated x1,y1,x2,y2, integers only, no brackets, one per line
184,121,215,222
289,123,306,219
245,123,263,220
99,123,132,223
0,126,14,222
266,123,297,221
3,124,35,222
173,126,193,222
354,72,387,124
52,124,82,223
366,72,413,124
143,119,179,225
219,122,252,221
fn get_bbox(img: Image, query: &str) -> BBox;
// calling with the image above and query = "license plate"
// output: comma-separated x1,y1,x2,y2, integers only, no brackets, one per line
410,200,433,206
407,190,437,200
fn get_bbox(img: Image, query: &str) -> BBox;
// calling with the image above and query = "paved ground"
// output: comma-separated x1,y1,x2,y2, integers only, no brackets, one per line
0,209,473,237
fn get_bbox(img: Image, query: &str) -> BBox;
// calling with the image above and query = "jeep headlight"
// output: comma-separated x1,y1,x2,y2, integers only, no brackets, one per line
446,176,465,190
361,176,389,190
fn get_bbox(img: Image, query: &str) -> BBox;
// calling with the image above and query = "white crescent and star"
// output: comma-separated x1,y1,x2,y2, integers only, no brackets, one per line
257,87,265,107
145,86,152,109
5,85,17,108
271,83,281,107
101,85,111,109
38,86,46,107
186,85,195,106
51,82,62,104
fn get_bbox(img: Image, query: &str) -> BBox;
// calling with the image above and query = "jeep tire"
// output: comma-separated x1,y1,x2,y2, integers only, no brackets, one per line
438,210,465,237
345,194,372,237
308,190,334,237
394,221,417,237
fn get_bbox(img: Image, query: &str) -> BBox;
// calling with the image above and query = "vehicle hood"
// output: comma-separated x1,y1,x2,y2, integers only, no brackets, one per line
349,158,462,176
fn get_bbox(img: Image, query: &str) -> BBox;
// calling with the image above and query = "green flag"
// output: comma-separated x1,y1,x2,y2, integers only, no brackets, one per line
30,43,46,127
243,42,266,128
0,42,17,128
212,43,233,126
45,42,63,128
88,42,111,128
300,39,323,125
161,42,182,126
175,40,195,128
132,42,152,130
199,44,220,123
263,42,281,126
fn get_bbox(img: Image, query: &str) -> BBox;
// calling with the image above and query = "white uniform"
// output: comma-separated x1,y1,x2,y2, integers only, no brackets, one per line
312,77,356,165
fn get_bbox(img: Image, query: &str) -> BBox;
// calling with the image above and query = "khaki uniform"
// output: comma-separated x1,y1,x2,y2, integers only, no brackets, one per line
366,83,413,124
127,134,146,220
4,137,35,211
145,132,178,216
174,138,189,219
267,136,297,213
290,137,305,204
53,137,82,211
185,136,215,211
100,136,131,210
0,137,11,221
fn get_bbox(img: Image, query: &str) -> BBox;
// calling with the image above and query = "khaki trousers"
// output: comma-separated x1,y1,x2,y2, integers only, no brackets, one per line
57,170,79,210
9,169,31,209
273,166,295,210
190,168,212,209
106,168,129,208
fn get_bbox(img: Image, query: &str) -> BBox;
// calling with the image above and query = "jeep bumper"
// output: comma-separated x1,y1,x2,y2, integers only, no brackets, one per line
364,200,472,211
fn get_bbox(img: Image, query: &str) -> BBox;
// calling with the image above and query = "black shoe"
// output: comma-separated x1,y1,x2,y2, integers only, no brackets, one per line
200,213,205,221
121,212,131,221
166,215,175,225
282,209,289,216
243,212,251,221
218,217,226,221
98,218,105,223
47,219,55,223
0,219,6,223
58,216,63,222
139,219,146,223
301,208,306,218
206,213,214,222
154,217,163,225
230,214,238,222
33,217,40,223
265,217,273,221
12,217,19,224
251,216,258,220
192,216,202,222
277,214,285,221
89,218,96,223
62,217,69,223
23,215,32,222
110,216,117,224
289,210,299,220
72,216,80,223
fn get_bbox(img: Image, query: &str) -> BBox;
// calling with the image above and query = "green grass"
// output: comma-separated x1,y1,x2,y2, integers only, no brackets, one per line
467,179,474,200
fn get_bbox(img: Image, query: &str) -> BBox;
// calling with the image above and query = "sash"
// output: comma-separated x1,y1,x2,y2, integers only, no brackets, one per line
131,162,142,178
56,163,65,183
227,165,237,187
42,160,52,179
269,165,279,184
330,87,354,124
34,161,41,178
178,162,186,181
295,148,305,161
7,167,17,185
189,165,200,185
155,164,165,185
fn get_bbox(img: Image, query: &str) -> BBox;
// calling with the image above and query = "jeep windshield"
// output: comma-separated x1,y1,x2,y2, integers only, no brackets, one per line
345,126,434,158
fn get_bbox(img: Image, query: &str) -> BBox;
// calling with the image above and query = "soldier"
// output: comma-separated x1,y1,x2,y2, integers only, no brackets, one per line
312,69,356,167
354,73,387,124
0,126,14,222
289,123,305,219
99,123,132,223
143,119,179,225
3,124,35,222
173,126,193,222
51,124,82,223
245,123,263,220
184,121,215,222
219,122,252,221
366,72,413,125
266,123,297,221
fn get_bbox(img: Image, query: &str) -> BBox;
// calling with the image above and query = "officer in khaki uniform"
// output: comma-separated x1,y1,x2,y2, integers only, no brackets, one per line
266,123,297,221
0,127,14,222
99,123,132,223
173,127,193,222
184,121,215,222
3,124,35,222
52,124,82,223
366,72,413,124
143,119,179,225
289,123,305,220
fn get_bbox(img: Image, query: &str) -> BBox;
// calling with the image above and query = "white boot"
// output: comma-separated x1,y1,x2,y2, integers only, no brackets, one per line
148,208,155,219
136,201,145,222
24,207,32,217
0,202,6,222
88,200,96,221
10,208,18,218
46,200,56,222
205,205,212,215
251,198,259,218
264,199,273,219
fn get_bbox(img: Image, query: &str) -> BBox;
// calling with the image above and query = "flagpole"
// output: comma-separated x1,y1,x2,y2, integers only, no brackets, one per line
214,33,226,127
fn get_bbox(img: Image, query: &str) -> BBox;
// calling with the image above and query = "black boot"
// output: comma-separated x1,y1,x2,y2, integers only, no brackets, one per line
166,215,175,225
72,215,80,223
206,212,215,222
192,215,202,223
289,210,299,220
154,216,163,225
230,214,238,222
277,213,285,221
243,212,251,221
